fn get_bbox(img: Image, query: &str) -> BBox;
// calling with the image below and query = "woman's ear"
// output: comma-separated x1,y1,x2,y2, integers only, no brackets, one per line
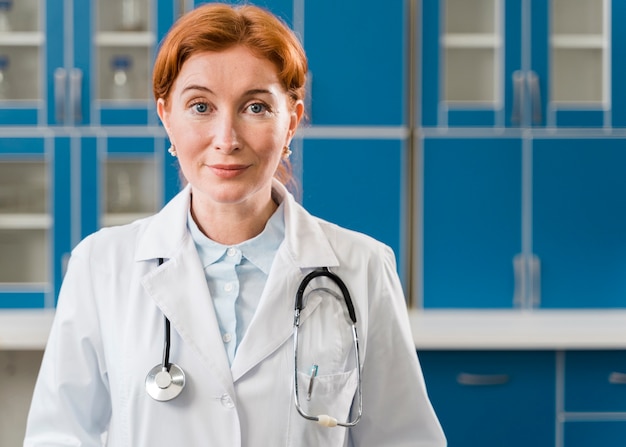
288,100,305,140
156,98,170,131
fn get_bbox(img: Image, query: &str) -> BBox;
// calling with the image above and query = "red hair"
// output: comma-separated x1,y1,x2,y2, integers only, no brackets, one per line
153,3,308,186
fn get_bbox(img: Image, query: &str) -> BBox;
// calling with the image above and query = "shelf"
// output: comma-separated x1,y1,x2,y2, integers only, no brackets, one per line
0,214,51,229
94,32,155,47
442,33,502,49
0,309,54,350
0,32,44,46
552,34,606,49
409,309,626,350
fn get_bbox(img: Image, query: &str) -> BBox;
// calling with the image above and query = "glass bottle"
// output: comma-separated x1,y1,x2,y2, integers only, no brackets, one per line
121,0,142,31
111,55,132,100
0,0,12,32
0,55,9,100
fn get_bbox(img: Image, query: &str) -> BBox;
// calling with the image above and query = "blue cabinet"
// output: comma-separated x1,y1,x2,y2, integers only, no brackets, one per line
0,133,71,308
420,0,626,310
419,350,556,447
533,137,626,308
422,136,522,308
421,0,622,128
303,0,406,126
0,0,174,126
301,138,409,280
0,1,176,309
560,351,626,446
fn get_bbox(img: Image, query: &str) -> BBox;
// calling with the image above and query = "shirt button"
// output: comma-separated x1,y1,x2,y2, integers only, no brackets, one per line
222,333,232,343
224,282,234,292
227,247,237,257
220,393,235,408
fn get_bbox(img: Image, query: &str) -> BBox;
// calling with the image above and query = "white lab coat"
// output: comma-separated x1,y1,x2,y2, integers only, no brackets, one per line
24,180,446,447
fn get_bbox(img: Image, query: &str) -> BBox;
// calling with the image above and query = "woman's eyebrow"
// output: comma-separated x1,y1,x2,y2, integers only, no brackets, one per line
181,85,213,94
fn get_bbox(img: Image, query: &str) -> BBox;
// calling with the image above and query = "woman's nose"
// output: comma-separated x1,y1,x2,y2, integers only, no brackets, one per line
212,111,239,153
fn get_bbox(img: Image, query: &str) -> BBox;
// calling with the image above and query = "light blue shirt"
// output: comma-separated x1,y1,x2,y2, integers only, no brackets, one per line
187,203,285,365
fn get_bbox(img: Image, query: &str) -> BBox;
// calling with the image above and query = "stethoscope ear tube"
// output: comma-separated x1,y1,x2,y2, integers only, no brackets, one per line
295,267,357,323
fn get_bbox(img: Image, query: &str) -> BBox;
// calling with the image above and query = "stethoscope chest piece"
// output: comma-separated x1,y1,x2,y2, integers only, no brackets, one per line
145,363,186,402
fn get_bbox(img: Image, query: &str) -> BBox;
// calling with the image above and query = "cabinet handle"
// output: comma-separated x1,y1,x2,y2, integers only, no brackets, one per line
511,70,524,125
609,372,626,384
54,68,67,124
530,254,541,307
513,253,541,308
457,373,510,386
528,71,542,125
69,68,83,124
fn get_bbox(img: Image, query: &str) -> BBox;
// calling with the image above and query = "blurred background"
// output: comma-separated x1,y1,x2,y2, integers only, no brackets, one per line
1,0,626,445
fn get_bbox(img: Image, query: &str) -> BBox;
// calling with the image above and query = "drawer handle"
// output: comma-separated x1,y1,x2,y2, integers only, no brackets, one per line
457,373,510,386
609,372,626,384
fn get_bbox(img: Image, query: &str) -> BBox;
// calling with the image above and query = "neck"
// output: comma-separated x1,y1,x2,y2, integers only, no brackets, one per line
190,194,278,246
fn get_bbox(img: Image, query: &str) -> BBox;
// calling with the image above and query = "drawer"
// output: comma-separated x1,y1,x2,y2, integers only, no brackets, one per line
564,421,626,447
564,351,626,412
419,350,555,447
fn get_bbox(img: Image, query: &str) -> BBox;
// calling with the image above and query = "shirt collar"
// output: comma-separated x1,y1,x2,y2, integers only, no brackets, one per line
187,201,286,274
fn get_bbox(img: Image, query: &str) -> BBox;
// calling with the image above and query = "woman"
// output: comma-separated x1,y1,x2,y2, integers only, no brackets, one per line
24,3,445,446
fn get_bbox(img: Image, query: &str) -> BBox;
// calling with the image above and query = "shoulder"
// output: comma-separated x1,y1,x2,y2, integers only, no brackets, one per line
314,216,397,270
70,216,152,264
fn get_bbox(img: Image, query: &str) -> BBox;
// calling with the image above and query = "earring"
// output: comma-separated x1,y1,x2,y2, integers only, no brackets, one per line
282,146,292,160
168,145,177,157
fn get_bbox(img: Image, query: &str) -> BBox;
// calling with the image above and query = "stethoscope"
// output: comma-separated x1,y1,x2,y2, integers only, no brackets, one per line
145,258,186,402
145,260,363,428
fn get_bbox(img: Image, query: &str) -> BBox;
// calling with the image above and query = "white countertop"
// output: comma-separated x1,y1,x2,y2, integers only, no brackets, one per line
409,308,626,350
1,308,626,350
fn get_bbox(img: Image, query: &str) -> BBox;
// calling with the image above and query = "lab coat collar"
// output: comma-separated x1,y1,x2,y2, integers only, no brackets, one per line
135,180,340,269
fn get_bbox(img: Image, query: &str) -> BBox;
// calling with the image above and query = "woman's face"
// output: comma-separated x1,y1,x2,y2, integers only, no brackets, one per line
157,45,303,209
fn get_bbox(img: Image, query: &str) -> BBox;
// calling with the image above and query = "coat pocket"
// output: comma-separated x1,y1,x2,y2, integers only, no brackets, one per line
287,368,358,446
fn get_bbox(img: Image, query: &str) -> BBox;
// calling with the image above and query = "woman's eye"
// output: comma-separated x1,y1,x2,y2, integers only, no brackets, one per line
248,103,267,114
193,102,208,113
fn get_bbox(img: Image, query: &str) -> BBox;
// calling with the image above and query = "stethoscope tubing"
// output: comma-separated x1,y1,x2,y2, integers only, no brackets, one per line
293,267,363,427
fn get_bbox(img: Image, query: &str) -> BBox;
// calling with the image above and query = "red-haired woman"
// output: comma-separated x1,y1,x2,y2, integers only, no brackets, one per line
25,4,445,446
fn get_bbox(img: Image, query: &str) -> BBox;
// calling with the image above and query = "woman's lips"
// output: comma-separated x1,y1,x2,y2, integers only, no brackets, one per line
209,164,249,179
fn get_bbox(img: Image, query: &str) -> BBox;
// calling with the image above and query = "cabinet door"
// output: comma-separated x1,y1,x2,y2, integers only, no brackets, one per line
80,133,167,238
533,137,626,308
421,0,612,128
419,350,556,447
540,0,609,128
305,0,406,125
421,0,522,127
0,134,70,308
0,0,55,125
564,421,626,447
71,0,175,126
562,351,626,446
422,137,521,308
301,138,408,284
564,351,626,413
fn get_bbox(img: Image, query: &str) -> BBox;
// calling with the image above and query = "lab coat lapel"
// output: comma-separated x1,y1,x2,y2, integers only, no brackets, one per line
138,186,235,397
230,182,339,381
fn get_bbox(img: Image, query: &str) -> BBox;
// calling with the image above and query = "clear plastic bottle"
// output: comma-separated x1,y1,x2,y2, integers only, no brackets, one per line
0,0,12,32
111,55,132,100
